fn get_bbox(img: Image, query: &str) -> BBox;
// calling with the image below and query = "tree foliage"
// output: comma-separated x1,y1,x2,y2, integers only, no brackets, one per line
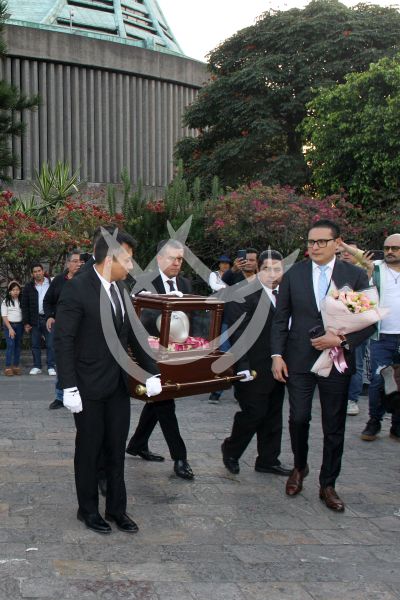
176,0,400,194
301,56,400,211
0,1,39,181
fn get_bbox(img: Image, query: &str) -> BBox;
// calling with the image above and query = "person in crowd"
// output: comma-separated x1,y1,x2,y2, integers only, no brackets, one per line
339,240,374,416
222,248,258,286
21,263,56,376
44,250,81,409
221,250,292,476
271,220,375,512
54,229,161,534
208,255,231,292
1,281,23,376
361,233,400,442
126,239,194,480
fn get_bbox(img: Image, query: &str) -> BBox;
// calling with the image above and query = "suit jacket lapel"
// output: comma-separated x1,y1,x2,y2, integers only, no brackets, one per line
152,274,166,294
304,261,319,314
331,260,347,290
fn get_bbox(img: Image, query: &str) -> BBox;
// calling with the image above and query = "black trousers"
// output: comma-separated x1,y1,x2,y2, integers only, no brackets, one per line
286,367,351,488
127,399,187,460
73,383,130,516
223,377,285,464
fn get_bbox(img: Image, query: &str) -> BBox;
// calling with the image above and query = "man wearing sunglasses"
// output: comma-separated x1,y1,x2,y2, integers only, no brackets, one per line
271,220,376,512
361,233,400,442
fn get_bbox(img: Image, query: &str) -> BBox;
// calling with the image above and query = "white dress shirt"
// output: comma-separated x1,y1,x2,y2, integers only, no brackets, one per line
312,257,336,311
159,269,177,294
35,278,50,315
93,265,125,318
260,283,279,307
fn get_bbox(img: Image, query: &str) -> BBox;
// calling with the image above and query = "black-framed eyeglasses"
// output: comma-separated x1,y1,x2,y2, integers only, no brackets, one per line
307,239,335,248
384,246,400,252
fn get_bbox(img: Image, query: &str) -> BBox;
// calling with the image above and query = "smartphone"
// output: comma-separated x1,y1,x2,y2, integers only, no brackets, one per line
237,249,247,260
368,250,384,260
309,324,325,339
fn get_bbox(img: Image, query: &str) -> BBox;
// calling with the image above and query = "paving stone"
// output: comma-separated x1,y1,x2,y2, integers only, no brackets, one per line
304,582,399,599
239,582,313,600
0,374,399,598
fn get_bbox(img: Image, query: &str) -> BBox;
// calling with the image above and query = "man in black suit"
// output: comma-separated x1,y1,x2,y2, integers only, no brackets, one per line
271,220,375,512
126,239,194,480
54,229,161,534
221,250,292,476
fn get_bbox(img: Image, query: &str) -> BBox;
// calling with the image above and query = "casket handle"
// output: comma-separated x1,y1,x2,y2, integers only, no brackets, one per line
134,370,257,397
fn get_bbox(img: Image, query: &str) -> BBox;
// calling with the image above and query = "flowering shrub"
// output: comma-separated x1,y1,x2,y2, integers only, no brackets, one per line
0,190,124,284
204,182,361,258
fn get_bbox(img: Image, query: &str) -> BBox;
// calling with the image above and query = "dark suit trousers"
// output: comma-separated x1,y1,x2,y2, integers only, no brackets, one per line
287,367,351,487
73,382,130,516
224,378,285,465
127,399,187,460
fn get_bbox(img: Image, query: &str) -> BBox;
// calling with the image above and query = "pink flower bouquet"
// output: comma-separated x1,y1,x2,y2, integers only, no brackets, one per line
311,286,388,377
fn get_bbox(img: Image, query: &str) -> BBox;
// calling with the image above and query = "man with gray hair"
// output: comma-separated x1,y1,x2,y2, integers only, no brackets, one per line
126,239,194,480
361,233,400,442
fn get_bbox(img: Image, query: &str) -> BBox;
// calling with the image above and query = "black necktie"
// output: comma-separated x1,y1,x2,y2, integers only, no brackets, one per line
110,283,123,330
166,279,176,292
272,289,279,298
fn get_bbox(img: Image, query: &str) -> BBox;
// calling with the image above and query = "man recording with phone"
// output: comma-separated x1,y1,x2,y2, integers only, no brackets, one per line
221,248,258,286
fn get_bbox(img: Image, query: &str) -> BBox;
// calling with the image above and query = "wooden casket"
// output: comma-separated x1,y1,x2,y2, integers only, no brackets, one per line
128,293,246,401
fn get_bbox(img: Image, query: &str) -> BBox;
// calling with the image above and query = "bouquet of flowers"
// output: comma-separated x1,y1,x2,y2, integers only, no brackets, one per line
311,285,388,377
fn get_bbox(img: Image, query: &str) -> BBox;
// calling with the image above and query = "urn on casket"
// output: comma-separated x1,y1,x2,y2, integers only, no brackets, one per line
128,293,246,402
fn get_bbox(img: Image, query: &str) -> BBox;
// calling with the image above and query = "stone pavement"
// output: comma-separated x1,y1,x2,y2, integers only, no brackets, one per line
0,372,399,600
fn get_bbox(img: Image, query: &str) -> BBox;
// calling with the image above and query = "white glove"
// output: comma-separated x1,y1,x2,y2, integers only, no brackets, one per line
167,290,183,297
145,374,162,397
237,369,254,383
63,387,83,413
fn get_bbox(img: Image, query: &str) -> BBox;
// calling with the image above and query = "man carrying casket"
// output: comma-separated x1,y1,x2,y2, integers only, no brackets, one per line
54,229,162,534
126,239,195,480
221,250,292,476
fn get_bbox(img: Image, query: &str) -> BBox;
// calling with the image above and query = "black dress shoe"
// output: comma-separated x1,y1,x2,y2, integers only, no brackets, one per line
49,399,64,410
77,510,112,534
254,463,292,476
174,460,194,480
221,443,240,474
105,512,139,533
98,478,107,497
126,447,165,462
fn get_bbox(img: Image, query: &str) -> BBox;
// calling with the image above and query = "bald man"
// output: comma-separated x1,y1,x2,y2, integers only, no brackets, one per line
361,233,400,442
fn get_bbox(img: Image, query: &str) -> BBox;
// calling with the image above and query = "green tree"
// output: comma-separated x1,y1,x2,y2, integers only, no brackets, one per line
0,1,39,181
301,56,400,211
176,0,400,193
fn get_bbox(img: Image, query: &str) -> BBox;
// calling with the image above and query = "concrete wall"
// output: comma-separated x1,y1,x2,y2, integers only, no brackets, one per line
2,24,207,191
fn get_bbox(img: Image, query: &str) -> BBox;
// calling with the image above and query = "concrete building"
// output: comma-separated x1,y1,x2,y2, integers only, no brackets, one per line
2,1,206,193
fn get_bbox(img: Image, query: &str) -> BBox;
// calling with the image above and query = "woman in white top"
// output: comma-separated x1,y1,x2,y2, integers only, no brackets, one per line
1,281,23,376
208,255,232,293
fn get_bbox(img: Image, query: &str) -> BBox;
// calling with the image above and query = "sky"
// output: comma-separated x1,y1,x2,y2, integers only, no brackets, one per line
160,0,396,61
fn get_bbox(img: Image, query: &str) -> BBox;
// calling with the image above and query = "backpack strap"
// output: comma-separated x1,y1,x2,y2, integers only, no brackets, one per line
372,263,381,296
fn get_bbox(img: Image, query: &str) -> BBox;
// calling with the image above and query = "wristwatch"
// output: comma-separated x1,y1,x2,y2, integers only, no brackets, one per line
338,334,350,350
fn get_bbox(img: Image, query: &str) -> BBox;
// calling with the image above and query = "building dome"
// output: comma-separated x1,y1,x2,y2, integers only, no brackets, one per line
6,0,182,54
